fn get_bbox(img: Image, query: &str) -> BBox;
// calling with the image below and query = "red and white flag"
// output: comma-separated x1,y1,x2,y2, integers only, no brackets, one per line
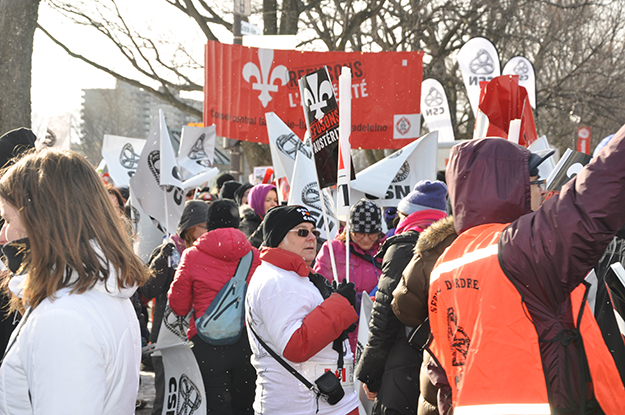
473,75,537,147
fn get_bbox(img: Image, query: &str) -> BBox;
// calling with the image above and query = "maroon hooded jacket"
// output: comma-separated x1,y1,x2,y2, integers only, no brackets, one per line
445,125,625,411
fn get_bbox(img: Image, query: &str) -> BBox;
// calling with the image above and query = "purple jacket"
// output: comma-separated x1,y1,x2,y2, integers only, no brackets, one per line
445,128,625,410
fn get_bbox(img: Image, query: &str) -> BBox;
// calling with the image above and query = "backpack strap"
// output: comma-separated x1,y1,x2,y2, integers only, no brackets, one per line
193,249,253,321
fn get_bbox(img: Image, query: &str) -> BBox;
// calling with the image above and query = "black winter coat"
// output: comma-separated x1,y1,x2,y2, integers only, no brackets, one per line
140,243,177,343
593,225,625,384
356,230,421,415
239,205,264,248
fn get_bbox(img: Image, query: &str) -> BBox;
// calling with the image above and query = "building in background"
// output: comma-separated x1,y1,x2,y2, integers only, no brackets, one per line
79,80,230,172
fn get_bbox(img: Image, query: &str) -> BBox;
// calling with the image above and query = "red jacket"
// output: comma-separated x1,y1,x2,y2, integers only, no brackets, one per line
168,228,261,339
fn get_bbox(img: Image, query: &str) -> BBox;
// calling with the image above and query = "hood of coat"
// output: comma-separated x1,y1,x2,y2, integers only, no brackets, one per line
414,215,456,255
194,227,252,262
447,138,531,234
240,204,261,222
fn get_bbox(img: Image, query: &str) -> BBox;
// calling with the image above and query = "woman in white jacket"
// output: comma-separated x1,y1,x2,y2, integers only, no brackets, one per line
0,149,148,415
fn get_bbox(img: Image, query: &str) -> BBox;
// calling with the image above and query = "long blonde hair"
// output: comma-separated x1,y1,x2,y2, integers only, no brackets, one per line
0,150,148,309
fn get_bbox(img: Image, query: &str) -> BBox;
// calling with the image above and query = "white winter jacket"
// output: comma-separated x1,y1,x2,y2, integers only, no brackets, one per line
0,269,141,415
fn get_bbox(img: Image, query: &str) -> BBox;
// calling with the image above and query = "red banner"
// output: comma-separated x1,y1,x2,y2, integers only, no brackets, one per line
577,126,591,154
204,41,423,150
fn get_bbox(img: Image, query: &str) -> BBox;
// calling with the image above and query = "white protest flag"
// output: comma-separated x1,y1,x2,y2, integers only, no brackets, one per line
288,136,339,241
156,303,206,415
351,132,438,206
178,125,216,180
421,78,455,142
129,115,186,236
528,136,556,180
355,292,374,415
503,56,536,109
158,110,184,189
126,189,165,263
37,114,72,150
266,112,307,203
457,37,500,117
101,135,145,187
336,67,352,220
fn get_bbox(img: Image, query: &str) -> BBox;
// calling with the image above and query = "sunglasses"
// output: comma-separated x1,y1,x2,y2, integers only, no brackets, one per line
352,232,382,240
289,228,321,238
530,179,547,191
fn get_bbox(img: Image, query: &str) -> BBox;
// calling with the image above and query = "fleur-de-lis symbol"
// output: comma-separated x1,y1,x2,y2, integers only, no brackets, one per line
303,73,333,122
243,48,289,108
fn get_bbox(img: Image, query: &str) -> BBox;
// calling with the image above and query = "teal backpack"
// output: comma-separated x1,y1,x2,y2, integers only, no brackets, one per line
194,250,253,345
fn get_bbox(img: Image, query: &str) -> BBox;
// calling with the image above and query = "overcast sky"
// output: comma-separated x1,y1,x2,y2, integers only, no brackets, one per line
31,1,232,137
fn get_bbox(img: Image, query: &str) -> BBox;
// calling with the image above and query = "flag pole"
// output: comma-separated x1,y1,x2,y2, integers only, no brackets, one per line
338,67,352,283
318,187,339,284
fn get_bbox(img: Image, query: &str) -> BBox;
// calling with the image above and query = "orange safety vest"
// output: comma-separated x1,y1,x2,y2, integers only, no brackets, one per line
428,223,625,415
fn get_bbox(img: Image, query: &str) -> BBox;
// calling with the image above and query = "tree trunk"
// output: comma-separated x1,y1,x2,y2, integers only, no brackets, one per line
0,0,41,135
263,0,277,35
279,0,301,35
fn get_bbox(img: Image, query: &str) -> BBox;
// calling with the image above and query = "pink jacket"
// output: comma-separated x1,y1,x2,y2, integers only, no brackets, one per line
168,227,261,339
313,237,383,352
313,237,383,293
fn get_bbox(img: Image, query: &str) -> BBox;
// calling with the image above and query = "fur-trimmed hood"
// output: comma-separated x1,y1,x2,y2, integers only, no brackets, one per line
414,215,455,255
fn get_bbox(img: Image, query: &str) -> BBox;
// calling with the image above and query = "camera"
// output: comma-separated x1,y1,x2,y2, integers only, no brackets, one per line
315,370,344,405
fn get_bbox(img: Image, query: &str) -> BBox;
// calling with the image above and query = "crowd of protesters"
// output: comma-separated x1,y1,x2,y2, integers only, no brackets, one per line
0,123,624,415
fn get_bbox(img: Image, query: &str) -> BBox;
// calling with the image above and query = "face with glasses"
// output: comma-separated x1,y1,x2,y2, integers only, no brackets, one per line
530,175,547,212
350,231,380,251
278,222,318,265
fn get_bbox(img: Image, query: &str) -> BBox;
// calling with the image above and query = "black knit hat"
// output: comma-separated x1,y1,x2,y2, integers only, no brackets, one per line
0,128,36,170
177,201,209,237
206,199,240,232
234,183,253,206
263,205,316,248
216,172,235,189
219,180,242,200
349,199,382,233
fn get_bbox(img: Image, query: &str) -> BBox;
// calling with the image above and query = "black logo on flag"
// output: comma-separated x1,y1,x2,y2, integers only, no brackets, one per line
166,373,202,415
424,87,444,107
147,150,185,205
43,129,57,147
119,143,141,171
189,133,212,168
163,305,189,342
129,205,140,228
447,307,470,367
513,60,529,75
301,182,336,232
469,49,495,75
177,374,202,415
147,150,161,184
392,161,410,183
276,133,311,160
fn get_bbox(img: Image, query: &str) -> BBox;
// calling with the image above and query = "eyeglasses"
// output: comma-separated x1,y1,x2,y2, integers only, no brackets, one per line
352,232,381,240
290,228,321,238
530,179,547,191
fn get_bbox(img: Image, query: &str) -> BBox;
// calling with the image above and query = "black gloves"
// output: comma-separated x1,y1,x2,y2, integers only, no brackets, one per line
333,278,356,309
149,242,176,271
